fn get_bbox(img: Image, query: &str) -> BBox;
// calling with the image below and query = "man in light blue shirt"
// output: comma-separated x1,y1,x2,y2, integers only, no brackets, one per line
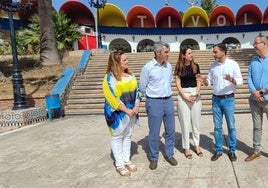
245,34,268,162
139,41,177,170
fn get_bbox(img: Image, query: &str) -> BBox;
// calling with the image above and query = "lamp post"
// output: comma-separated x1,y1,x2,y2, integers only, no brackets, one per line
0,0,32,110
89,0,106,49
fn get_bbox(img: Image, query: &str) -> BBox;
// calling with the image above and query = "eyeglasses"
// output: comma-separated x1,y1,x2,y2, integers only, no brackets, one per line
253,41,264,46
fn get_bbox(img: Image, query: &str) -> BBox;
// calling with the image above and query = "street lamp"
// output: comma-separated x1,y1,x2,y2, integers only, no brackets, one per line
89,0,106,49
0,0,32,110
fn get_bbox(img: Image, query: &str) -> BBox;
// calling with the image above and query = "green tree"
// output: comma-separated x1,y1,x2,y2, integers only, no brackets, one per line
53,12,82,53
2,12,81,57
200,0,217,16
16,15,40,55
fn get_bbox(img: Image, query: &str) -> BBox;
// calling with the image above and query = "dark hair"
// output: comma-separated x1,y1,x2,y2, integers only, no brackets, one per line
213,43,227,54
174,46,198,77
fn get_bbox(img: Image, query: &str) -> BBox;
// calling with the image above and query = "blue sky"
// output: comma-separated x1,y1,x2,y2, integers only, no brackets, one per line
53,0,267,15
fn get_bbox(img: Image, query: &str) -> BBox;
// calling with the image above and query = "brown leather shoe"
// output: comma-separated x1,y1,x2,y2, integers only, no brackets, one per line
244,152,261,162
228,152,237,162
166,156,177,166
211,152,222,161
149,160,158,170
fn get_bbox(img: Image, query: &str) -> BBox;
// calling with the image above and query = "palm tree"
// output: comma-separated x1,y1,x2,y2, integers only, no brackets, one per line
38,0,61,64
16,15,40,55
53,12,81,54
13,12,81,56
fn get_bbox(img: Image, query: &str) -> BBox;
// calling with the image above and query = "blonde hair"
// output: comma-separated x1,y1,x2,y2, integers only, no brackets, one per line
106,50,132,81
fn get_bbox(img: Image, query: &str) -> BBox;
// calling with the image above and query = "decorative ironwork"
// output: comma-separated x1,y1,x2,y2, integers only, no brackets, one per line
187,0,198,7
0,0,32,11
165,0,169,6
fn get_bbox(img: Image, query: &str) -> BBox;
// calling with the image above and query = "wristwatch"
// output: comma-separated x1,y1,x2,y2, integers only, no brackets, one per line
259,89,267,95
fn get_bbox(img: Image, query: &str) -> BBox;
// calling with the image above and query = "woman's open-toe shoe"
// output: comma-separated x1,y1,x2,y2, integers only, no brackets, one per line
195,151,203,157
184,149,192,159
184,153,193,159
125,162,137,172
116,167,131,177
194,147,204,157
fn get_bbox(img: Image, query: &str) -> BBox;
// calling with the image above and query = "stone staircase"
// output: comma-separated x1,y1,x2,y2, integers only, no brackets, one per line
64,49,256,116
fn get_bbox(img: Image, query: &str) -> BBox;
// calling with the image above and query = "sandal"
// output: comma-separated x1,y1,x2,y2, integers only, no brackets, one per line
184,153,193,159
125,162,137,172
195,151,203,157
116,167,131,176
194,147,204,157
184,149,192,159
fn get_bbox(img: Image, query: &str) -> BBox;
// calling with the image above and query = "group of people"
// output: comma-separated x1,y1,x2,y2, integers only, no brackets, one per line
102,34,268,176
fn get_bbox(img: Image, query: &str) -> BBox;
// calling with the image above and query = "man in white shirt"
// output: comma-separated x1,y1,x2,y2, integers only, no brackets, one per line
201,43,243,162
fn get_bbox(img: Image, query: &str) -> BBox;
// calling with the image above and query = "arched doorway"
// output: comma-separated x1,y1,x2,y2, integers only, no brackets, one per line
109,38,131,52
137,39,154,52
222,37,241,49
180,39,200,50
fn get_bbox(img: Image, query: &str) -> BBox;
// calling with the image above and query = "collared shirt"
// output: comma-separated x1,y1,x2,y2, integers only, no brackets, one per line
139,58,173,98
207,57,243,95
248,54,268,101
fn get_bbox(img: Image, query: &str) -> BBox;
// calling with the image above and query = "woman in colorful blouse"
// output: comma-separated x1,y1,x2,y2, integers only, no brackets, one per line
102,50,141,176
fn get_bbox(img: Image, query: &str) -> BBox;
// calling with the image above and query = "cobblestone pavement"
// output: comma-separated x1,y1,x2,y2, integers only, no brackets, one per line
0,114,268,188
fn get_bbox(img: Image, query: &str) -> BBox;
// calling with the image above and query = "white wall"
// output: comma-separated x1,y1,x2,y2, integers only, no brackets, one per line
102,30,268,52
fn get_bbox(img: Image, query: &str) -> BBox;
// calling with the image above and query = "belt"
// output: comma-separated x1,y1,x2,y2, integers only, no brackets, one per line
213,93,234,98
146,95,172,100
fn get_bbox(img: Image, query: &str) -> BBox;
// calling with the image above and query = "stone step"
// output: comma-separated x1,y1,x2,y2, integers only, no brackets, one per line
64,103,251,116
64,49,256,116
65,96,250,106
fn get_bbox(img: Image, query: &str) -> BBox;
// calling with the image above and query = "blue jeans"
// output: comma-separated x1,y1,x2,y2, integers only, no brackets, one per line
146,97,175,161
212,95,236,153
